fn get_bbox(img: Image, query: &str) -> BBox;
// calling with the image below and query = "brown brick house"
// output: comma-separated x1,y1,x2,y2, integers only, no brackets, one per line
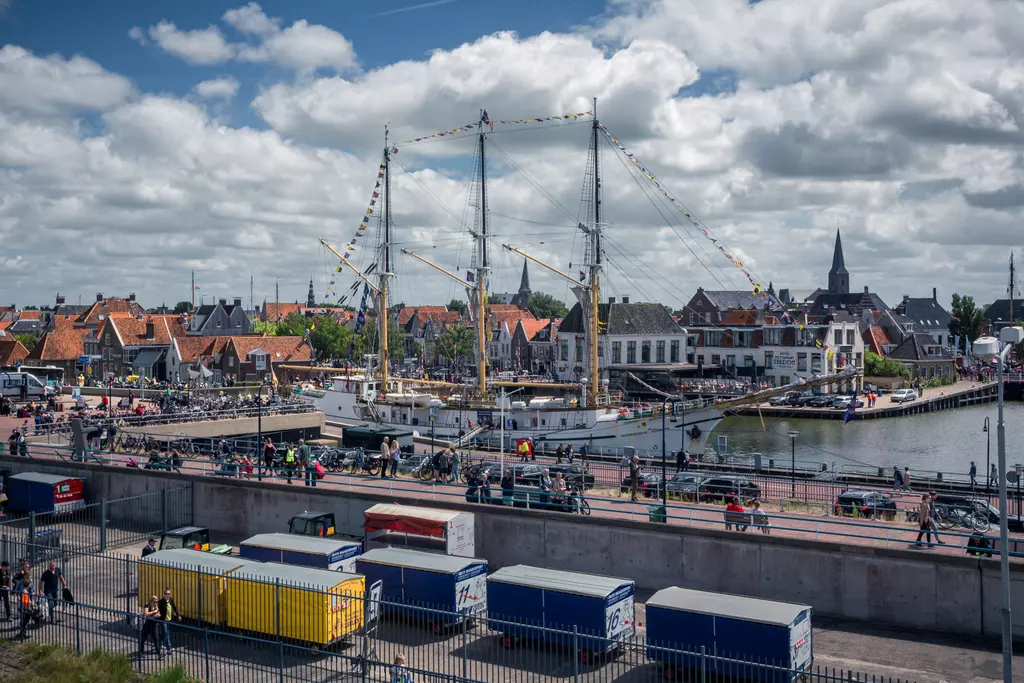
221,336,313,382
92,314,186,380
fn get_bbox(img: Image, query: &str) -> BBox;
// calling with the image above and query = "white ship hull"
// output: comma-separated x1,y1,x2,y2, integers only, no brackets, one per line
312,388,723,455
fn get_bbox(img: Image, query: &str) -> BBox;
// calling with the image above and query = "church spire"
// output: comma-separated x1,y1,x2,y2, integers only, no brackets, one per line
306,277,316,308
518,258,531,294
828,228,849,295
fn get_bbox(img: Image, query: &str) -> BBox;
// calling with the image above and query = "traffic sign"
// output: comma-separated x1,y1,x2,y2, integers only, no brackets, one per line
1007,470,1019,484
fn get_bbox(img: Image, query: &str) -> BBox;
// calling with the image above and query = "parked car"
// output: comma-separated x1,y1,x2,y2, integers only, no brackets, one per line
397,454,429,476
890,388,917,403
831,396,864,409
463,460,504,482
698,476,760,503
932,494,1024,532
515,463,595,489
768,392,798,406
833,490,897,520
620,472,665,498
789,391,816,406
808,394,836,408
665,473,705,500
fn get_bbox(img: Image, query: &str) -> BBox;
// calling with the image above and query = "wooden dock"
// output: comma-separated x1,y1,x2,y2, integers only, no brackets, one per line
734,381,998,421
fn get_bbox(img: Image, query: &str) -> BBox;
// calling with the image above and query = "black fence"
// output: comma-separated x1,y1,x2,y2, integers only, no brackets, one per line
0,543,917,683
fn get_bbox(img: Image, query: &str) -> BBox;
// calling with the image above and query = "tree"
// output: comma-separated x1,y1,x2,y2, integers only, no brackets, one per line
864,350,910,379
435,324,476,368
277,312,352,361
949,293,984,355
252,319,279,336
527,291,568,319
447,299,468,317
173,301,193,314
14,334,37,352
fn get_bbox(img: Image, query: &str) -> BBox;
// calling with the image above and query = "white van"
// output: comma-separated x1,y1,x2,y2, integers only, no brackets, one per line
0,371,48,401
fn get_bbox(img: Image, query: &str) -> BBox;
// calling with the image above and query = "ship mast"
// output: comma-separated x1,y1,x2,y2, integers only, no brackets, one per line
379,126,393,395
1010,252,1016,323
474,112,489,398
587,98,602,405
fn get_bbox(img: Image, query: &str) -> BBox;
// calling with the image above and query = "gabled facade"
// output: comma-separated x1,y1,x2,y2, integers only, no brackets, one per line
893,289,951,348
91,314,185,380
681,288,784,325
24,328,92,378
75,294,145,330
187,298,252,336
510,318,557,375
167,336,233,383
222,336,313,382
887,332,956,381
0,338,29,366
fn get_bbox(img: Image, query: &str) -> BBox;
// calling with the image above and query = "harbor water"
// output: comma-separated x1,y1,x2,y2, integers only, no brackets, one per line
712,402,1024,476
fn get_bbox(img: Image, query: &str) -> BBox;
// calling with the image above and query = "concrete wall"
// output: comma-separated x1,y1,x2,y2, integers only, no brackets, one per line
121,412,324,439
2,455,1020,641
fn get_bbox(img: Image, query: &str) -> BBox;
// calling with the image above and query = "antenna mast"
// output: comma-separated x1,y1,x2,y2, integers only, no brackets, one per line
1010,252,1016,323
475,111,490,398
379,126,393,395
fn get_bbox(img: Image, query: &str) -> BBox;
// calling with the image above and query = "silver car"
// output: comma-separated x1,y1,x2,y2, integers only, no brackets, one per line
665,473,705,500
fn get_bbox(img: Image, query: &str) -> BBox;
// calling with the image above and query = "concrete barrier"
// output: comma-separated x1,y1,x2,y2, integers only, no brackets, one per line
1,455,1019,641
121,412,324,440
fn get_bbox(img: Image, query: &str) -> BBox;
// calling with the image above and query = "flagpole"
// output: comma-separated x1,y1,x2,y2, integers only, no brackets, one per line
191,270,195,313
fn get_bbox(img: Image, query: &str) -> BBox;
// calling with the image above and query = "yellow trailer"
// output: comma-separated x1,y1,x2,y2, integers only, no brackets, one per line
225,563,365,647
138,549,254,625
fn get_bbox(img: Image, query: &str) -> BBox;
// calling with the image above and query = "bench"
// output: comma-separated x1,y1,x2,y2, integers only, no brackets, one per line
724,510,752,531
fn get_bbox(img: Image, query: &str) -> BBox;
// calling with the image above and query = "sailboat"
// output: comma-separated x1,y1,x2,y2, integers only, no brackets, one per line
314,105,726,455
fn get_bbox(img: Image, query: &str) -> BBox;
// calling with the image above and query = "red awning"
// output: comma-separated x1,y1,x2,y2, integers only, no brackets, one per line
363,503,461,537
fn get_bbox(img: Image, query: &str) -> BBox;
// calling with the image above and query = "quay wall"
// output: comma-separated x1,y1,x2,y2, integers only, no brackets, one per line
1,456,1020,641
119,412,324,440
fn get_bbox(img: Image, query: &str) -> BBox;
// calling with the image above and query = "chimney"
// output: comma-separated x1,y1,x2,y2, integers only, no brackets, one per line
863,286,869,293
145,318,155,340
128,293,136,302
234,298,242,308
219,298,227,306
608,296,616,304
56,293,65,306
932,287,937,301
902,295,909,305
622,296,630,304
96,293,104,302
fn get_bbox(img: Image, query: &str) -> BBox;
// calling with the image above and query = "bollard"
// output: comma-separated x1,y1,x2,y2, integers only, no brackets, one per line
99,499,107,553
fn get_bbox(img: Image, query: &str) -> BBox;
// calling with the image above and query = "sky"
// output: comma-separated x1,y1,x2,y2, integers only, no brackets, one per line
2,0,1024,313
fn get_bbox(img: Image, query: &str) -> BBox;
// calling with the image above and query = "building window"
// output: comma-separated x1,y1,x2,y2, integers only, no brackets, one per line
744,354,754,367
855,352,862,367
846,329,854,346
763,328,782,345
734,331,751,348
833,330,842,346
626,342,636,363
765,352,774,369
560,341,568,361
217,319,223,328
228,356,234,367
704,331,722,346
781,375,790,385
689,312,699,325
641,342,651,363
726,354,736,367
811,354,821,373
797,352,807,371
575,339,583,361
670,340,679,362
655,341,665,363
612,342,621,363
711,354,721,366
597,342,603,358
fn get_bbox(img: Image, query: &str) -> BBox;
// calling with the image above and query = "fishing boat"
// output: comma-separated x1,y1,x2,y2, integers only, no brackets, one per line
311,102,793,454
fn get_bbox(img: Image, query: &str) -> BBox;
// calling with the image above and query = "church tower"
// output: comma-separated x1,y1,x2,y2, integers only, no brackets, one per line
306,278,316,308
828,229,849,295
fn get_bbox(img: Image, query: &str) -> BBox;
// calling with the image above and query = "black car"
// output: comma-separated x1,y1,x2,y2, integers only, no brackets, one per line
932,493,1023,532
515,463,595,490
463,460,504,483
698,476,760,503
620,472,665,497
807,394,836,408
833,490,897,520
789,391,816,406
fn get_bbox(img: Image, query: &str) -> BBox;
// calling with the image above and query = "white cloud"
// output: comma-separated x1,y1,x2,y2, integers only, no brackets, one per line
0,45,133,116
5,1,1024,310
194,77,240,100
133,3,356,73
139,21,236,65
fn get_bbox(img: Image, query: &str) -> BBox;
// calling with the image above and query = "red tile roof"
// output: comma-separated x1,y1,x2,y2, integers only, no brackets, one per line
0,339,29,365
863,326,892,356
105,315,186,347
16,310,40,320
228,336,313,363
173,336,233,364
397,306,449,326
518,318,551,341
76,298,145,326
26,328,90,362
263,303,304,321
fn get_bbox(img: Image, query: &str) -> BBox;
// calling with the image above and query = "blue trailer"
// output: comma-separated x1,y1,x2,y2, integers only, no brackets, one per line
355,547,488,630
240,533,361,573
5,473,85,515
486,565,635,660
645,587,812,683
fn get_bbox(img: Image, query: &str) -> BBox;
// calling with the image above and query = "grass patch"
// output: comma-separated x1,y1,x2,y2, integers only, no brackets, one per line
3,644,198,683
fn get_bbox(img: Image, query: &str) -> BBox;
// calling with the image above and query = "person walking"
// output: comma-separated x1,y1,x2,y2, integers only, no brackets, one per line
391,654,414,683
675,449,685,473
579,443,588,466
629,455,640,502
40,561,66,623
566,444,575,464
539,468,552,509
17,577,35,639
158,588,181,654
500,469,515,506
555,444,564,464
915,493,933,547
141,538,158,557
989,463,998,488
928,491,947,545
138,595,162,659
262,438,277,477
969,461,977,490
892,466,903,492
299,439,315,487
284,444,296,484
390,439,401,478
903,467,913,493
379,437,390,479
0,560,11,621
449,449,460,483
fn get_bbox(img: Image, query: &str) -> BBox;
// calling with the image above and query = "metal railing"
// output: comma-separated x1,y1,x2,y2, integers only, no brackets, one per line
1,545,916,683
8,443,1024,558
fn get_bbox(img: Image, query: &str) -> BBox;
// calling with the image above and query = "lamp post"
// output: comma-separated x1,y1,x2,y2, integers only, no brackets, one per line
788,430,799,498
984,416,991,495
257,379,267,482
661,396,678,508
973,327,1023,683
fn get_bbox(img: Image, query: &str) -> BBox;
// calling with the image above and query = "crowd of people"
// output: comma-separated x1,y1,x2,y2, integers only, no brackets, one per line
0,559,69,639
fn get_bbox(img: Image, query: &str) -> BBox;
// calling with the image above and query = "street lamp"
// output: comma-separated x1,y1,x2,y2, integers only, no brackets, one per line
257,379,268,482
788,430,799,498
499,386,524,476
661,396,679,508
983,416,991,495
973,326,1023,683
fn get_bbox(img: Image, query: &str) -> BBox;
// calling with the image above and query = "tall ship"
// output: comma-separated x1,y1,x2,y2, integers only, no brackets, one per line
309,103,848,454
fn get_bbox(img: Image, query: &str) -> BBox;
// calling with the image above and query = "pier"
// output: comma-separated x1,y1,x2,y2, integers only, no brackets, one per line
736,380,999,420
